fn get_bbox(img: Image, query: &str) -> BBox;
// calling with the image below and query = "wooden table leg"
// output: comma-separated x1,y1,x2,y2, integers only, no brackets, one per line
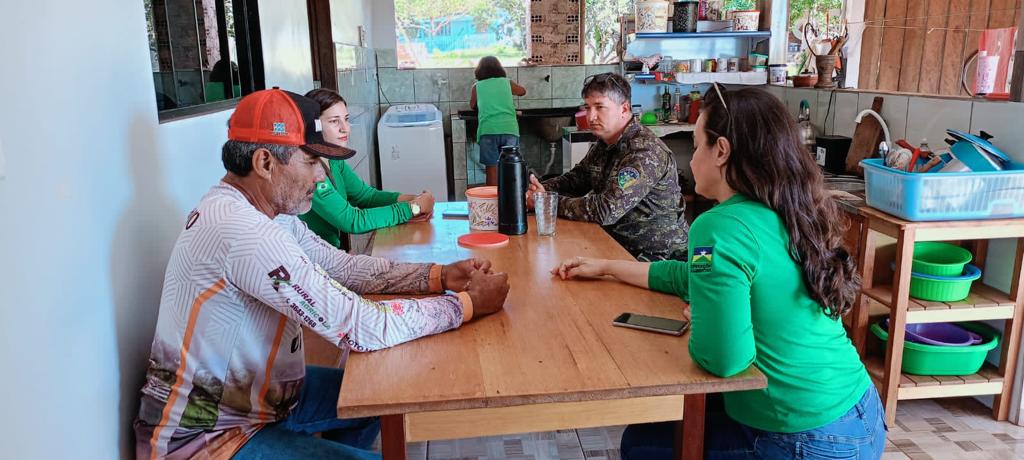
381,414,406,460
675,393,706,460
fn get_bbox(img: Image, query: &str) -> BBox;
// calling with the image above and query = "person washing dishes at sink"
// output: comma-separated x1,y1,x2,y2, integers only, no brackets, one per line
470,56,527,186
551,86,885,459
528,72,688,261
300,88,435,250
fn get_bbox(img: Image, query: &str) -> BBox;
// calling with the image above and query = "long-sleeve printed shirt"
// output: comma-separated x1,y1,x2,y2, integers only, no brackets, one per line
542,119,688,260
135,182,471,459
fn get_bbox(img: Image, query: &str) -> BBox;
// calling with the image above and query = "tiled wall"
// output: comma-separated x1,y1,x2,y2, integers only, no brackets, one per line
764,84,1024,297
374,46,618,199
336,44,380,187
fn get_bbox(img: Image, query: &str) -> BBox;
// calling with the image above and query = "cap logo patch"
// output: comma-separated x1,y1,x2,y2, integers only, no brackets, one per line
272,122,287,136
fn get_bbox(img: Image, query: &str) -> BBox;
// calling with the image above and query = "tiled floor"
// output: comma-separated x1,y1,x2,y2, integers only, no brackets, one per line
397,398,1024,459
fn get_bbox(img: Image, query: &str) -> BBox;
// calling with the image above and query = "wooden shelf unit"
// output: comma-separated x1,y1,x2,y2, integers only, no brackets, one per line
863,285,1016,323
849,207,1024,425
863,356,1004,401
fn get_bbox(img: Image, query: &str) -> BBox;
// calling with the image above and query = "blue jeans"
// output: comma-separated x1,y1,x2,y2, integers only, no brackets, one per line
233,366,381,459
621,386,887,459
478,134,520,166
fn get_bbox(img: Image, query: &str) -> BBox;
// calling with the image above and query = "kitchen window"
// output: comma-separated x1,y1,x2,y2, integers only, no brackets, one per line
394,0,529,68
145,0,265,121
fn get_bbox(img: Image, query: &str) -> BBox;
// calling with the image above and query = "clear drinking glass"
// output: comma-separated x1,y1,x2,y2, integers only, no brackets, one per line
534,191,558,236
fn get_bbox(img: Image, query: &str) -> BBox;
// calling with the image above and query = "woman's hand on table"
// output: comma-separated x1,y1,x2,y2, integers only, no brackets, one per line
553,257,652,289
442,258,493,291
552,256,608,280
466,269,510,317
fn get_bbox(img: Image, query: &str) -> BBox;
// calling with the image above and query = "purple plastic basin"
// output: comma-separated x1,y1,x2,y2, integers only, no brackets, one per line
880,319,982,346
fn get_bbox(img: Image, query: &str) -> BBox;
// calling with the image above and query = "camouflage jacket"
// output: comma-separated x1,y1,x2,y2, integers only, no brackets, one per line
543,119,688,260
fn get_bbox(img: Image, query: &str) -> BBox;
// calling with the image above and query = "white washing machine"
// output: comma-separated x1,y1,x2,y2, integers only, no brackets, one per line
377,104,448,201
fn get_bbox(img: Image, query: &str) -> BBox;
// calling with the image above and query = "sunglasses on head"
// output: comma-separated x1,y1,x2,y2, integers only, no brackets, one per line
583,73,629,92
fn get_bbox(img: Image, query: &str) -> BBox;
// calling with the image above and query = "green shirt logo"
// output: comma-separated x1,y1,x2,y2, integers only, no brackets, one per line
690,246,713,273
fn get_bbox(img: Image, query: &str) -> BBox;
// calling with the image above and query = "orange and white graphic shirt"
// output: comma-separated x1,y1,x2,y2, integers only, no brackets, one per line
135,182,469,459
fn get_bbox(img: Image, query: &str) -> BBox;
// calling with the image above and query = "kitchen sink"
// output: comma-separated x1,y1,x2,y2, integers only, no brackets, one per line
457,106,579,142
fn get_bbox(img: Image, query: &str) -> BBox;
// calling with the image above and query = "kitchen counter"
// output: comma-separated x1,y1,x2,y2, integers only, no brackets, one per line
456,107,580,121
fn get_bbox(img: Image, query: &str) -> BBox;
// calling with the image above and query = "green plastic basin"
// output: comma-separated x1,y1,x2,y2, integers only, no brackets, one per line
912,242,973,277
871,321,999,375
909,264,981,302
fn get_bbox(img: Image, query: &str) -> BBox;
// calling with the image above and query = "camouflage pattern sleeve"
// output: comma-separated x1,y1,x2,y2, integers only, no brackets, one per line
541,144,597,198
558,147,663,225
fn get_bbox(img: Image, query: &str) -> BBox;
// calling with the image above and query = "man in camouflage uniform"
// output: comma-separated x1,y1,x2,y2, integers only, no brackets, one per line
529,72,688,261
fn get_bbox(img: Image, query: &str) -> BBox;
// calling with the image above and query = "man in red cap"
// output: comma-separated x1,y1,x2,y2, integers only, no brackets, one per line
134,88,510,459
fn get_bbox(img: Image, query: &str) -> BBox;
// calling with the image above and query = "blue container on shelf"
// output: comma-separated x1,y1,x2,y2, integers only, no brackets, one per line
861,158,1024,221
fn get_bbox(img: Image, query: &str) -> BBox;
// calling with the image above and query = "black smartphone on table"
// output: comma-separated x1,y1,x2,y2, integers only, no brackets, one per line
612,313,689,336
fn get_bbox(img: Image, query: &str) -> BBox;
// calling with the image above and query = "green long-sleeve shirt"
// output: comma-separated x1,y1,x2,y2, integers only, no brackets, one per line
299,159,413,248
648,194,869,433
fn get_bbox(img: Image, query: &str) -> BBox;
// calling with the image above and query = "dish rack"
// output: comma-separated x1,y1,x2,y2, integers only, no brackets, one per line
861,158,1024,221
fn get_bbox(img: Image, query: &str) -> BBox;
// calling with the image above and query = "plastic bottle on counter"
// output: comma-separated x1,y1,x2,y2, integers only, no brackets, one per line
797,100,816,156
687,91,701,124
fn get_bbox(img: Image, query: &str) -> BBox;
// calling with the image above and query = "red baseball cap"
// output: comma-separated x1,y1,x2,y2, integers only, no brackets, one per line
228,87,355,160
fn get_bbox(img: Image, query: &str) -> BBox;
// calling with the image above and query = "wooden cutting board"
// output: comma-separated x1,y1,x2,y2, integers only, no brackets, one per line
845,96,885,175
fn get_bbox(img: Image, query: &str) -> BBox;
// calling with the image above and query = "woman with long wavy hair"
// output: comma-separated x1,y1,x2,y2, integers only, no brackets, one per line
552,86,885,459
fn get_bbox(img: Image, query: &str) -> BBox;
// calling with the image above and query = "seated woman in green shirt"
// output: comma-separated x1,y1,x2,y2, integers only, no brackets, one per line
300,89,435,249
552,86,885,459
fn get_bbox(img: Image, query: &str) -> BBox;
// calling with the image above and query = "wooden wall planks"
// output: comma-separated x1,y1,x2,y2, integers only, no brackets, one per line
856,0,1019,95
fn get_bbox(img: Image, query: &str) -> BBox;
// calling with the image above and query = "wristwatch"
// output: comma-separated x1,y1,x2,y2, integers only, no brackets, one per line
410,203,421,216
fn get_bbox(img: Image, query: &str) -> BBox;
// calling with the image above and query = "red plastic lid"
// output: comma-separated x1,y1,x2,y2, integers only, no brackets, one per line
465,186,498,199
458,232,509,248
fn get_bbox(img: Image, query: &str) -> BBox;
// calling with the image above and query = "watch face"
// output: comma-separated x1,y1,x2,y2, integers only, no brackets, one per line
411,203,421,215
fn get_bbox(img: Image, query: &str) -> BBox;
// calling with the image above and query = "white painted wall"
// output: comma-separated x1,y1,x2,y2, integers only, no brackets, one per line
0,0,316,458
331,0,375,47
260,0,316,91
372,0,398,50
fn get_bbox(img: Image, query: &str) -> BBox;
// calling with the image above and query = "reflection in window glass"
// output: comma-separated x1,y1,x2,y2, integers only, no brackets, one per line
584,0,632,64
145,0,242,111
394,0,528,68
787,0,845,74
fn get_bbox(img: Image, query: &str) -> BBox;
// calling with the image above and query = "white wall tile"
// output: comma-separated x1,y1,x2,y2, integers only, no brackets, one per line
763,84,785,102
785,88,818,123
413,69,450,103
857,93,909,146
832,93,860,138
904,97,971,149
969,101,1024,163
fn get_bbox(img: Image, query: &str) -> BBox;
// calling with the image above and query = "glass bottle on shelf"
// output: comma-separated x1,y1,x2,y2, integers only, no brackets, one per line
671,87,683,122
661,85,672,122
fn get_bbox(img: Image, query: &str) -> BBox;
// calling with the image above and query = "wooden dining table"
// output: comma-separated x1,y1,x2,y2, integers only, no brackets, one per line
337,203,766,459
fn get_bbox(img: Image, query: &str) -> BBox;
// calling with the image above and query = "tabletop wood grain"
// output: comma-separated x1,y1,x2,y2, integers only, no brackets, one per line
338,203,765,418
